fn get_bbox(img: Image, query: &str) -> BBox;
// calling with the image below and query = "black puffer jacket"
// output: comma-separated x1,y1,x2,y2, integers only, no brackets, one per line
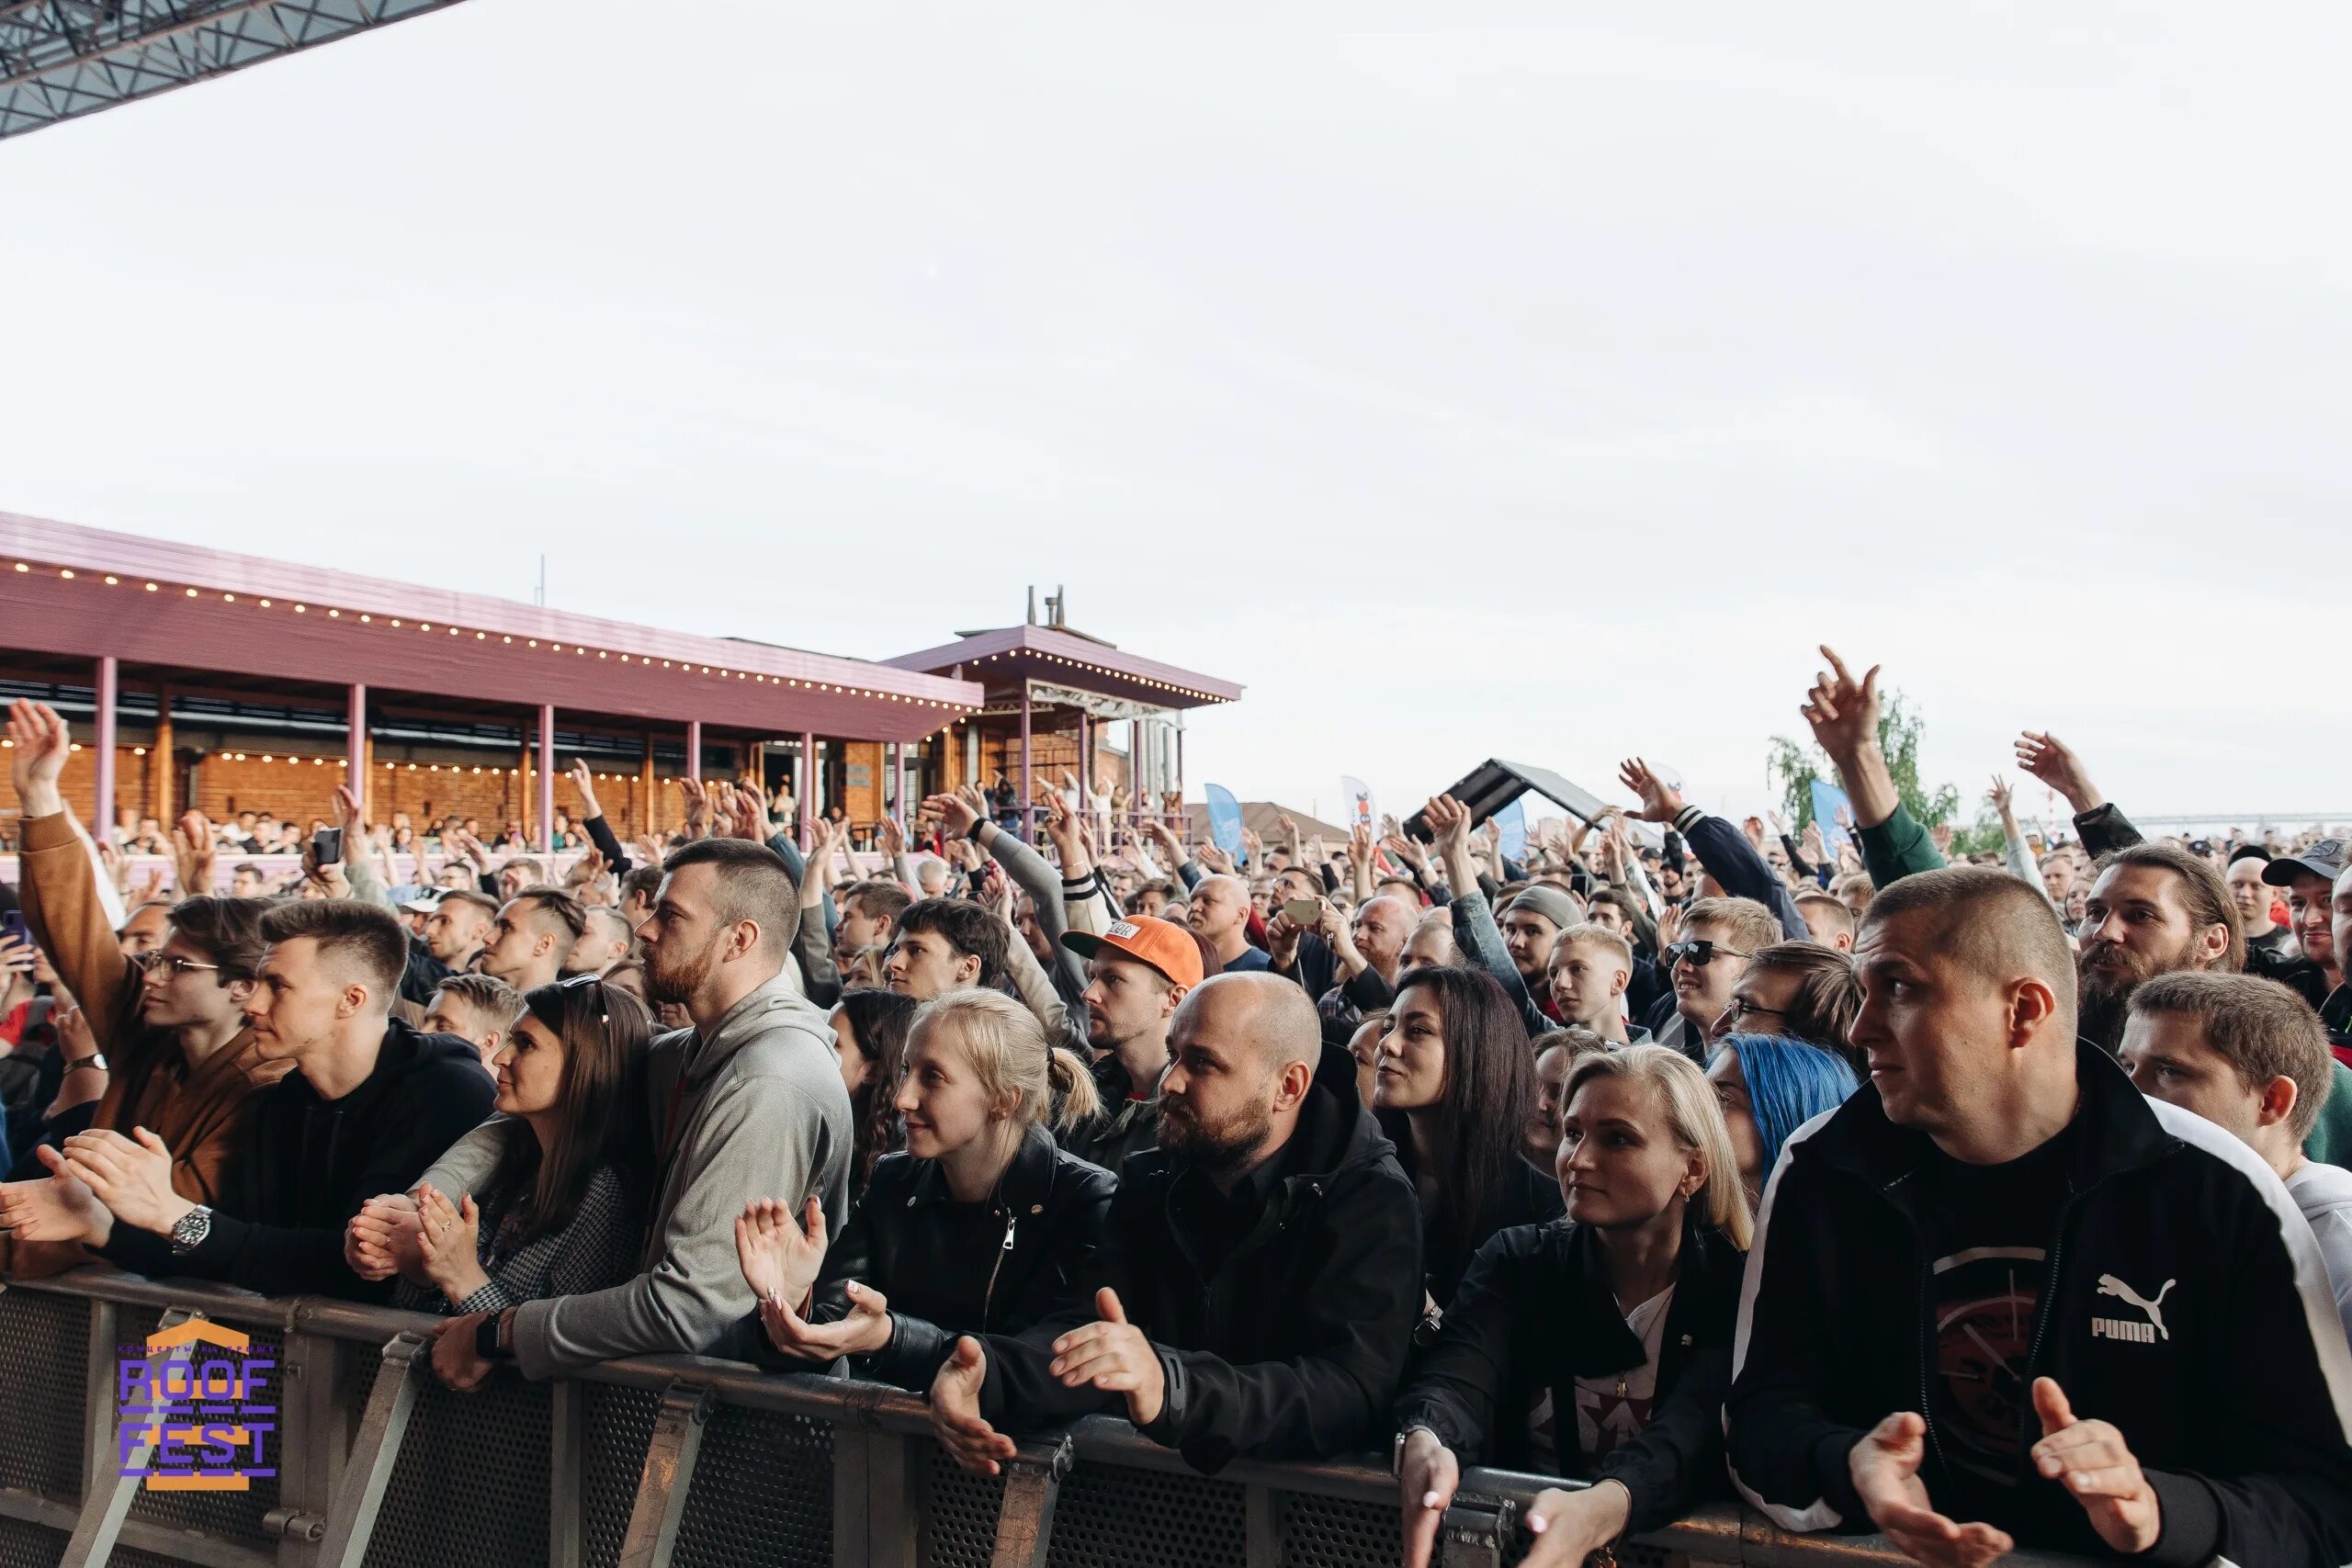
1396,1218,1745,1533
750,1123,1115,1391
978,1043,1422,1473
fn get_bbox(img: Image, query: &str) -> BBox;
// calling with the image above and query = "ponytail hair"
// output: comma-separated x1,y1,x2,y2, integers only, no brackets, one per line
911,988,1101,1134
1564,1043,1754,1249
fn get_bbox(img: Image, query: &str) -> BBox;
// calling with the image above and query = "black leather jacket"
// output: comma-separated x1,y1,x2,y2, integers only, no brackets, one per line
748,1122,1115,1391
1396,1218,1744,1533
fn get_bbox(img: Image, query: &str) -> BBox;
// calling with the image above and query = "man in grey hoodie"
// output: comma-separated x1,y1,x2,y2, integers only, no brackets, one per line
423,837,853,1385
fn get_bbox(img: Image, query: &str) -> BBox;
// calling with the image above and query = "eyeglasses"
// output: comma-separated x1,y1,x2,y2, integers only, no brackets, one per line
1722,997,1788,1026
145,953,223,977
1666,940,1750,969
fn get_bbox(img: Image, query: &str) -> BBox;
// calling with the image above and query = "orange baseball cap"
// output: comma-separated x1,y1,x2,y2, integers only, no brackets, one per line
1061,916,1205,989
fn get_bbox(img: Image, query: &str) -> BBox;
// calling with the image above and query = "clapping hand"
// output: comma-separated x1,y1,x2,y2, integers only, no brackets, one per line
1046,1289,1165,1426
52,1128,190,1236
0,1166,112,1245
734,1196,831,1318
413,1182,489,1302
1849,1412,2013,1567
346,1193,422,1283
2030,1377,2161,1553
757,1278,894,1361
929,1337,1016,1475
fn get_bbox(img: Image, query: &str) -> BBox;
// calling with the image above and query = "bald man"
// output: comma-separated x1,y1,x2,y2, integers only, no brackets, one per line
1184,874,1270,973
1728,866,2352,1566
930,972,1419,1475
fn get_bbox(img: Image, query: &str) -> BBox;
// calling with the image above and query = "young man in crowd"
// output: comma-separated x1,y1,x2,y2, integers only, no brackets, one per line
419,837,851,1384
2227,847,2300,967
421,972,525,1076
2119,971,2352,1346
2075,842,2240,1054
401,888,497,1005
928,973,1420,1475
1058,916,1203,1172
1543,922,1643,1044
1423,793,1575,1033
1727,866,2352,1566
1184,874,1268,974
883,897,1012,1000
564,906,635,977
0,700,287,1274
11,899,492,1299
1649,896,1780,1061
478,886,587,994
618,865,663,933
1794,890,1857,953
833,878,910,961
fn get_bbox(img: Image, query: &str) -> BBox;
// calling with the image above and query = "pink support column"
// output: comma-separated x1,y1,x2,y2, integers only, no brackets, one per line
1075,713,1089,845
685,720,702,784
797,732,816,846
1019,684,1034,844
346,683,367,820
92,655,118,840
537,704,556,854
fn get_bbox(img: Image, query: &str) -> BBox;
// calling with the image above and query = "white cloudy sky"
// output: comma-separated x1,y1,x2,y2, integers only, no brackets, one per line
3,3,2346,830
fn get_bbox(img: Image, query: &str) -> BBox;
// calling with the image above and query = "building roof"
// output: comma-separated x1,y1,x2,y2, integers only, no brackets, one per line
885,622,1242,711
0,512,981,742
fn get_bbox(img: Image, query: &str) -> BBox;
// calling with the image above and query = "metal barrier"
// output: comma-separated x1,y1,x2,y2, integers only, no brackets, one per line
0,1267,2096,1568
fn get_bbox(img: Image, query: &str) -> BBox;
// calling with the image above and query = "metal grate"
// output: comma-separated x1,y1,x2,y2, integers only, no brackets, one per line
918,1441,1006,1568
0,1288,89,1498
578,1383,661,1568
1045,1463,1246,1568
670,1405,833,1568
0,1516,66,1568
361,1372,550,1568
1277,1491,1397,1568
116,1306,283,1548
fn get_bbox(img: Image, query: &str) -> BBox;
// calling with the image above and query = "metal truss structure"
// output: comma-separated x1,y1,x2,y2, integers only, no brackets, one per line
0,0,471,141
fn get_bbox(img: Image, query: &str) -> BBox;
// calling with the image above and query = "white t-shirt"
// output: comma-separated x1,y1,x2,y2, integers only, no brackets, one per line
1526,1285,1676,1472
2289,1161,2352,1353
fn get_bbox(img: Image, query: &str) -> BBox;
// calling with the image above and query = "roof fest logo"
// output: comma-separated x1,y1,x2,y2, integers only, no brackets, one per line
117,1319,277,1491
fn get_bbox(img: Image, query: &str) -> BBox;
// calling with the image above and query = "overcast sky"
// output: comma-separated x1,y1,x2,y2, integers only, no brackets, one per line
4,3,2346,831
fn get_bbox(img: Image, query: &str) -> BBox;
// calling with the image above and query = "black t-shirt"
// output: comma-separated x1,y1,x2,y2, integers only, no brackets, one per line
1912,1123,2076,1519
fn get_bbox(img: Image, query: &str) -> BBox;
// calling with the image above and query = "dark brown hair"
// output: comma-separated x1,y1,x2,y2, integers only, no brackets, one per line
2094,843,2245,975
834,987,918,1190
166,896,272,981
2131,972,2331,1138
1746,942,1863,1059
490,978,655,1244
257,898,407,998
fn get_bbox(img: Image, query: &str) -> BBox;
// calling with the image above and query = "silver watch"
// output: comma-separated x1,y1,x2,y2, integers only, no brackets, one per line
169,1205,213,1256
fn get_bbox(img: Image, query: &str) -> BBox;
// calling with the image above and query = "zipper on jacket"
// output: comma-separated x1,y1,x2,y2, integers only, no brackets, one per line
2017,1179,2096,1480
981,1211,1016,1329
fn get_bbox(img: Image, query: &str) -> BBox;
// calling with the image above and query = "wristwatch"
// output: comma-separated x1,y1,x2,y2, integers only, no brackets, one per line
475,1308,515,1362
168,1205,213,1257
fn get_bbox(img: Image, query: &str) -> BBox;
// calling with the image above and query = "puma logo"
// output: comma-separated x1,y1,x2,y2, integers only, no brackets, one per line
2095,1274,2176,1342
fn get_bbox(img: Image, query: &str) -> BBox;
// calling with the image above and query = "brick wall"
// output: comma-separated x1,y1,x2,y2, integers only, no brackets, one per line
1,747,667,840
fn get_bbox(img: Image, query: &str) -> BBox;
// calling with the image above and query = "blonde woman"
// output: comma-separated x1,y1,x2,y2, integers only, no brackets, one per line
733,988,1113,1391
1395,1044,1753,1568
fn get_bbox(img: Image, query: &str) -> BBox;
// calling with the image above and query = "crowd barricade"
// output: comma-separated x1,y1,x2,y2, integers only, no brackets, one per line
0,1267,2097,1568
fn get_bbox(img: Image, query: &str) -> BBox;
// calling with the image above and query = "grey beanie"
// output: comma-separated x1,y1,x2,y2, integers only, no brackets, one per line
1503,885,1581,933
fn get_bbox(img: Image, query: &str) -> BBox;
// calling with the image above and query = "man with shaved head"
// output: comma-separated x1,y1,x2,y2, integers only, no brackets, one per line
1729,866,2352,1566
929,972,1420,1474
1184,874,1270,973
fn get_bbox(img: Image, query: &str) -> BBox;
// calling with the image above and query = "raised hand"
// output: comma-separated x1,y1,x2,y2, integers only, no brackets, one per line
1381,833,1427,874
732,784,774,843
923,790,981,840
2030,1377,2161,1553
2014,731,2104,815
733,1196,830,1314
1987,774,2015,816
876,814,907,857
1849,1412,2013,1567
1616,758,1686,824
1195,841,1236,875
565,758,603,820
679,779,709,837
6,699,72,818
1421,795,1472,853
1802,646,1884,765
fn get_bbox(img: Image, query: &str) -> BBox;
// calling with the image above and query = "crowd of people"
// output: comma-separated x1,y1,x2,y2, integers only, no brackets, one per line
4,640,2352,1567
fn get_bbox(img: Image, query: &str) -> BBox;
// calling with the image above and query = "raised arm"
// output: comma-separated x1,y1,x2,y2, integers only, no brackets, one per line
1802,647,1942,888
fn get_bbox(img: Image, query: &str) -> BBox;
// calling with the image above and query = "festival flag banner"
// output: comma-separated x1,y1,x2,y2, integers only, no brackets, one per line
1810,778,1853,863
1495,797,1528,863
1204,784,1245,858
1340,776,1376,832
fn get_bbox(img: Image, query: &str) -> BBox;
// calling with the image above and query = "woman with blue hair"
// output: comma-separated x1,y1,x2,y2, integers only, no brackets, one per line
1705,1033,1858,1202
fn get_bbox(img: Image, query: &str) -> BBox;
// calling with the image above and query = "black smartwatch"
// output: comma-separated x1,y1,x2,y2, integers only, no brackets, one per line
474,1312,512,1362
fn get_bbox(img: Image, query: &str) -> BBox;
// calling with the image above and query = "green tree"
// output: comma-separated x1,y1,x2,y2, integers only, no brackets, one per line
1769,689,1962,831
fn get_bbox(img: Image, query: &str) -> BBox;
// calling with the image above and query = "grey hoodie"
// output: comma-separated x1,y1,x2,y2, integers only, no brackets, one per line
416,970,852,1378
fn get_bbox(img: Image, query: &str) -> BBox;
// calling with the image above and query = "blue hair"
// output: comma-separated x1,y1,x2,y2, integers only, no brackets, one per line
1718,1032,1859,1174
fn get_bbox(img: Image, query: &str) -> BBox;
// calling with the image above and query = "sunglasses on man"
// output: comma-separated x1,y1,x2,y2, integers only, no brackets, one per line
1665,939,1750,969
